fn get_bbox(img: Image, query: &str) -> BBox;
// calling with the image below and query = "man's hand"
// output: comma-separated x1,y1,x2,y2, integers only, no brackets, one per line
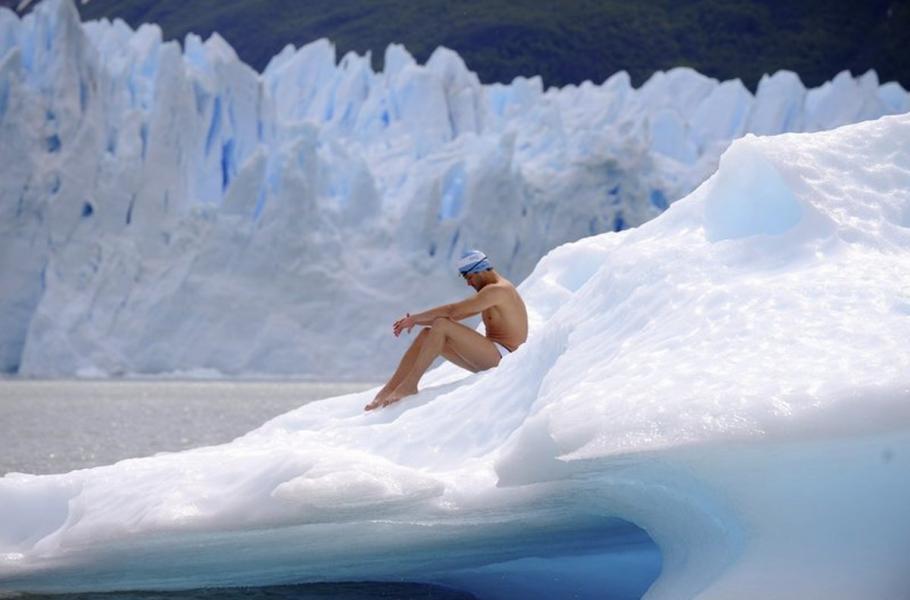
393,313,416,337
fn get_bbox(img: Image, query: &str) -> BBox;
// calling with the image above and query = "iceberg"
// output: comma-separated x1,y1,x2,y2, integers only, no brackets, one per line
2,110,909,598
1,0,908,379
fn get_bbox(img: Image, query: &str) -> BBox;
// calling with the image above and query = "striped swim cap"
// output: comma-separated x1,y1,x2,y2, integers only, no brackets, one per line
457,250,492,275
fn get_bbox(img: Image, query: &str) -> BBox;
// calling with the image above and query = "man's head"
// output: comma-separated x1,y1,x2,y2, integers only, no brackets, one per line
457,250,495,290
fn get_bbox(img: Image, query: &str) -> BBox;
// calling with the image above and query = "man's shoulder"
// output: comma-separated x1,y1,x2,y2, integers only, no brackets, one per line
481,281,516,299
494,278,518,292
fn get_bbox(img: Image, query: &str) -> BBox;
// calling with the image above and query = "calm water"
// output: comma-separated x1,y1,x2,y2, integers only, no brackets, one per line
0,379,374,475
20,582,475,599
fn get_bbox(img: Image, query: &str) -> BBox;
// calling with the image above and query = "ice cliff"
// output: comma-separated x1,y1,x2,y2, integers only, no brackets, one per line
1,0,908,378
2,108,909,598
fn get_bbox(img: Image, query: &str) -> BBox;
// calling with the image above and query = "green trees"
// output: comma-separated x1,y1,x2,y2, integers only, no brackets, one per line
73,0,908,90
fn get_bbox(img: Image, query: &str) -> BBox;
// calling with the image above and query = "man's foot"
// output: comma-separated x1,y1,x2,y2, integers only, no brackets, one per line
380,384,418,407
364,385,418,410
364,389,391,411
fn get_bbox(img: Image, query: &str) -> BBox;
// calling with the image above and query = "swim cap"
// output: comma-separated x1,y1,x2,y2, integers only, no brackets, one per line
457,250,492,275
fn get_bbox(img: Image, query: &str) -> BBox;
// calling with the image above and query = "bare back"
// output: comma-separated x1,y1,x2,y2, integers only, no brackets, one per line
481,279,528,352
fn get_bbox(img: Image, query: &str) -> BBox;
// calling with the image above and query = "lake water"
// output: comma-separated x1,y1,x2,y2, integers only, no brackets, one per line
0,379,374,475
17,582,475,599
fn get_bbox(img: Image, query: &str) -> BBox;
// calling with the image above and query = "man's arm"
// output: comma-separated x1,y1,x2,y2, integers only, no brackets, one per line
415,286,504,323
393,286,505,336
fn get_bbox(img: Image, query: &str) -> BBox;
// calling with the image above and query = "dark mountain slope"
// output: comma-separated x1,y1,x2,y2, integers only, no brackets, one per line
4,0,909,90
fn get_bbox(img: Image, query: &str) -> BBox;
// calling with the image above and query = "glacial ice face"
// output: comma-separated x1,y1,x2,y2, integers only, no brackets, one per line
1,0,908,378
1,111,909,599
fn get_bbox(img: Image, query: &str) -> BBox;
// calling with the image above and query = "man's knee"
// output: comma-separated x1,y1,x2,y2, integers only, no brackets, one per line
431,317,453,329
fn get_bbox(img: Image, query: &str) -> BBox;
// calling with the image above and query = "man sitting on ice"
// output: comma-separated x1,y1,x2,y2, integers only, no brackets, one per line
365,250,529,411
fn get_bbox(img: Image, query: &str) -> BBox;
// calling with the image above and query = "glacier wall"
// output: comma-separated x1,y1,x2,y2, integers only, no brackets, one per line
1,0,908,378
2,113,909,598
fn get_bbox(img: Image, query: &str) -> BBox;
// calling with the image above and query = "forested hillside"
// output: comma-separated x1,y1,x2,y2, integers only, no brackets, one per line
5,0,908,90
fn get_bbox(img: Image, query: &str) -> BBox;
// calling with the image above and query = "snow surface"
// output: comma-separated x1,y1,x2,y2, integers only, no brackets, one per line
1,0,908,379
2,110,909,599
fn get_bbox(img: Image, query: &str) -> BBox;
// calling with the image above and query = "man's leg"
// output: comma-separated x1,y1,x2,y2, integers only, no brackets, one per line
441,341,478,372
385,317,500,404
366,328,430,410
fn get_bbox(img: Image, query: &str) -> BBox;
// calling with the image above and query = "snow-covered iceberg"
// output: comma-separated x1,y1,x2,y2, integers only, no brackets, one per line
1,0,908,379
2,110,909,598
